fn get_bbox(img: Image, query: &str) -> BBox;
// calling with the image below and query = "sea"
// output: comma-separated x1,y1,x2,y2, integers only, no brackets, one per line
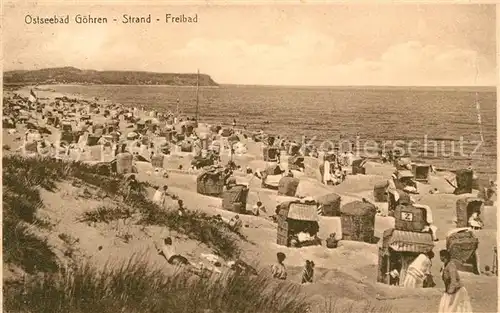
47,84,497,178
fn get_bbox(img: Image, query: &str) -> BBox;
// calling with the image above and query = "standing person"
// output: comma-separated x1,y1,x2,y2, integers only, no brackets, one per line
250,201,266,216
438,250,473,313
401,251,434,288
153,185,169,207
271,252,287,280
301,260,315,284
177,199,186,217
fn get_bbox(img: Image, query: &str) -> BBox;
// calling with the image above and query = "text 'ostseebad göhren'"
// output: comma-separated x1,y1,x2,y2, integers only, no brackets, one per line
24,14,199,24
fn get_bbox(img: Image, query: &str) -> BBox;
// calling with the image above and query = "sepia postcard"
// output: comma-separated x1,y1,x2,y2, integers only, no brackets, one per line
1,1,498,313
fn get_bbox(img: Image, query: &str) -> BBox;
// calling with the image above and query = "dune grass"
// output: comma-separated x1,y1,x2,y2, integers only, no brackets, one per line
4,255,310,313
126,193,241,258
5,155,240,254
78,205,134,224
3,157,59,274
3,154,393,313
4,155,241,263
3,219,59,274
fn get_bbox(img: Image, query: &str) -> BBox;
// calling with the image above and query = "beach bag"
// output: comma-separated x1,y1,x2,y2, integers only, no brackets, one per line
277,177,300,197
423,275,436,288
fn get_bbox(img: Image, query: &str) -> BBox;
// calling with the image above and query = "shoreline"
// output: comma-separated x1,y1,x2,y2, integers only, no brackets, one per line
10,85,496,182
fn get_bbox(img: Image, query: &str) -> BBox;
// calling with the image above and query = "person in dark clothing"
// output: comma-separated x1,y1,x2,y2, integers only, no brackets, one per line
301,260,315,284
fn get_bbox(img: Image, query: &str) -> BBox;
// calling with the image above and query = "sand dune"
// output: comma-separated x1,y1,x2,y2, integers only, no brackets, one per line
3,87,497,313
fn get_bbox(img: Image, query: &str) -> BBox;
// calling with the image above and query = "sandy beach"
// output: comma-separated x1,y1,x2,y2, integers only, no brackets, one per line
3,86,497,313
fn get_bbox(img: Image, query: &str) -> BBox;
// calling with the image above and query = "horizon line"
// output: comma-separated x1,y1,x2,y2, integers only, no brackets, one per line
4,66,496,89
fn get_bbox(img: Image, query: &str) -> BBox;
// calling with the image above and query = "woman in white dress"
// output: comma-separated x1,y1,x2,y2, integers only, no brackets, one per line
401,251,434,288
438,250,473,313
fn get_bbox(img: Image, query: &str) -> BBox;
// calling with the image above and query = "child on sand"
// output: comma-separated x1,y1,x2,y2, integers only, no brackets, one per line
301,260,315,284
152,185,169,207
228,215,243,232
177,199,186,217
250,201,266,216
271,252,287,280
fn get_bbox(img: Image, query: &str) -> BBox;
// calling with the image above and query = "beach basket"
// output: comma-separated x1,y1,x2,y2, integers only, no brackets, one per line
45,116,55,126
411,163,431,183
388,190,411,215
276,200,319,247
352,159,366,175
90,145,103,161
373,181,389,202
221,128,233,137
315,193,341,216
196,167,225,197
454,169,474,195
116,152,133,174
25,141,38,153
340,201,377,243
288,155,305,171
277,177,300,197
87,136,100,146
180,141,193,152
394,204,427,232
263,146,279,162
446,229,479,264
151,154,165,169
222,185,250,213
60,131,74,144
288,143,300,156
455,197,483,228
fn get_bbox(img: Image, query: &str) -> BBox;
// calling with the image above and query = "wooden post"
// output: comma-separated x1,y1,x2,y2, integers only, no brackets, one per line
493,246,498,276
386,251,391,285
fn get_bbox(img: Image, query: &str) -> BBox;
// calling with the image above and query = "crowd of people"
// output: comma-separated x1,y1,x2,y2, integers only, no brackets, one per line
5,91,496,313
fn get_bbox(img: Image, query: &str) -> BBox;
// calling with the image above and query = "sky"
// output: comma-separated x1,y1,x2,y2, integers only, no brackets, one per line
3,2,497,86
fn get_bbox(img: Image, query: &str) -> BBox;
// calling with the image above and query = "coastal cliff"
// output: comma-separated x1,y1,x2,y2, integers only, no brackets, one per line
3,67,219,87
